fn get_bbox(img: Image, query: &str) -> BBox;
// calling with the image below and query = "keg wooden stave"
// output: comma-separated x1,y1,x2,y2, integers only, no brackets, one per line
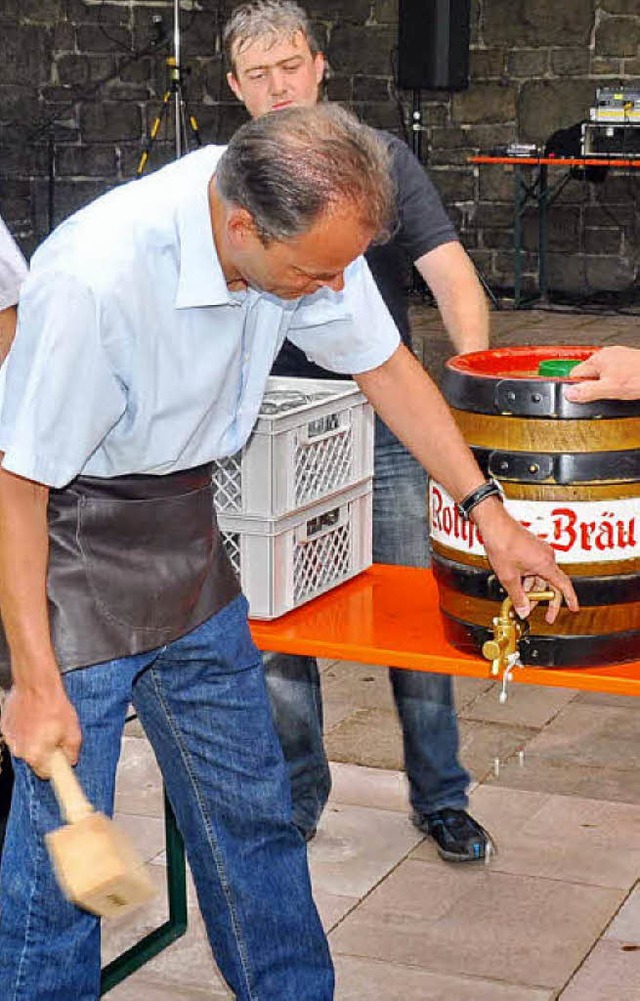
432,345,640,668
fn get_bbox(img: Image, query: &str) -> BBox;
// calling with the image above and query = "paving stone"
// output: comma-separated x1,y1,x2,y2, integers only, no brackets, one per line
328,761,409,814
558,939,640,1000
604,885,640,944
330,858,624,989
115,734,165,819
487,756,640,804
324,706,405,770
460,682,579,730
335,954,554,1000
308,802,422,899
513,703,640,771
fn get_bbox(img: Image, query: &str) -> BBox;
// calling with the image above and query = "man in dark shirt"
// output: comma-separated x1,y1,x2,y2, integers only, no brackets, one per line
225,0,494,862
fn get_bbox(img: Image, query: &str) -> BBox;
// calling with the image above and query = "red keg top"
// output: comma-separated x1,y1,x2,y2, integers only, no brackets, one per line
446,345,597,381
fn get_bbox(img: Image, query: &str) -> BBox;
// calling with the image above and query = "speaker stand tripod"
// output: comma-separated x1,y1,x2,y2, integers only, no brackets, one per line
136,0,201,177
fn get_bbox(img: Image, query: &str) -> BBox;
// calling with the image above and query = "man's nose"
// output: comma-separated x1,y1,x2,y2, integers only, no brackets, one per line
268,67,287,94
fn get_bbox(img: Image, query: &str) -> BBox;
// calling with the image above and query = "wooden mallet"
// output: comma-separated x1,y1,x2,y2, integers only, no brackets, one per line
44,749,156,918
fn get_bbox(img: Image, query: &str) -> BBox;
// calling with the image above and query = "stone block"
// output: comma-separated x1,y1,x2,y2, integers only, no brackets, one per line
595,16,640,57
80,100,142,143
507,48,549,78
53,22,76,51
429,127,468,150
48,178,108,228
480,228,514,251
355,101,401,133
352,76,391,102
325,75,352,101
452,82,517,125
372,0,398,24
551,47,590,76
475,201,518,228
77,23,131,54
594,175,639,204
545,252,634,293
54,143,125,178
428,148,475,167
546,206,582,251
328,25,396,77
483,0,596,47
602,0,640,10
518,79,596,145
428,168,475,204
116,54,154,86
465,124,515,150
469,48,506,79
584,227,623,254
1,23,51,88
591,57,624,75
55,53,114,88
478,167,514,201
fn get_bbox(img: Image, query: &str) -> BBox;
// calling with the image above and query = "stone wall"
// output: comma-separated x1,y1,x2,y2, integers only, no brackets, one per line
1,0,639,297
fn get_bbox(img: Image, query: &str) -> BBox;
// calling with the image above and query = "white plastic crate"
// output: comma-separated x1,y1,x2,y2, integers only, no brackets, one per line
212,376,374,518
219,480,372,619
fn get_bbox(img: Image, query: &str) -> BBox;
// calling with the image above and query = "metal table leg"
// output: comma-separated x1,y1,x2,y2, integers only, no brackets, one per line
100,788,188,995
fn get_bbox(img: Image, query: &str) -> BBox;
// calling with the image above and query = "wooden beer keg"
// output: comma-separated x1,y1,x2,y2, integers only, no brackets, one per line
430,345,640,667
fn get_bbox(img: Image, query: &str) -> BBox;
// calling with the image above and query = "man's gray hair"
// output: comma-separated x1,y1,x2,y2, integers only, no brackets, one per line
223,0,321,71
216,103,395,245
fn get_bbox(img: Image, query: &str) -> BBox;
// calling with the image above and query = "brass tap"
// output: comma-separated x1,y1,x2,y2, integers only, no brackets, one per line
482,591,557,677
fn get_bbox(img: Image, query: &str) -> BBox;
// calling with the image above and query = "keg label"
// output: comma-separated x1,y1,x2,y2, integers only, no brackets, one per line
429,482,639,563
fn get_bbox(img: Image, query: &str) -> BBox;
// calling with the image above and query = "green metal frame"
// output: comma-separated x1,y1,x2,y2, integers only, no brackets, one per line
100,788,188,994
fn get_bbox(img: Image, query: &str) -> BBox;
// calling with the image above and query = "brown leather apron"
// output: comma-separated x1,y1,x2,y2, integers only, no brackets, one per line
0,464,240,689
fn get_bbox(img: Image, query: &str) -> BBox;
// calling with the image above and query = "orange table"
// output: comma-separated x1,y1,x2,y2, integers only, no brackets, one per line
250,564,640,698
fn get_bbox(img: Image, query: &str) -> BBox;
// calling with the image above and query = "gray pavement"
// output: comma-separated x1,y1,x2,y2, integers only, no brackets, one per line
104,305,640,1000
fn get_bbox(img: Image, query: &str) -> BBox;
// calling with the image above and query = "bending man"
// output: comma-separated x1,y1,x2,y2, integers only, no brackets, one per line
224,0,494,860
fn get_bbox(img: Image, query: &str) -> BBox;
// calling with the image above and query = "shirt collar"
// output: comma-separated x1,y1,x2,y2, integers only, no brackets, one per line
174,147,236,309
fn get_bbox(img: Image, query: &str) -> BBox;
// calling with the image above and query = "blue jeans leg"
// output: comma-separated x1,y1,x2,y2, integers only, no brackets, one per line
0,649,134,1001
373,417,469,815
134,599,332,1000
0,596,333,1001
263,652,331,836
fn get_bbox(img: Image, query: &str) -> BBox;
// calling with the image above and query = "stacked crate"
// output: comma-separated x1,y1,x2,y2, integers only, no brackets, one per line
213,377,374,619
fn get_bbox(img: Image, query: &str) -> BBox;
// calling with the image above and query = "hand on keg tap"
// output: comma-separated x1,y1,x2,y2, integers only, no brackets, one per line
564,346,640,403
471,497,579,623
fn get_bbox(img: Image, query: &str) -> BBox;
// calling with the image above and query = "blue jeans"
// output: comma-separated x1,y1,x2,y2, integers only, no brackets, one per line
0,596,333,1001
264,418,469,835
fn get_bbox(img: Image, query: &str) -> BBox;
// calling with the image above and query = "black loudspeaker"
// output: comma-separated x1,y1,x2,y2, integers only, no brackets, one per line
397,0,471,91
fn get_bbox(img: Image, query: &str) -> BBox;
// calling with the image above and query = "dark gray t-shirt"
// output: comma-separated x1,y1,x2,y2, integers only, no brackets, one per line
272,131,458,379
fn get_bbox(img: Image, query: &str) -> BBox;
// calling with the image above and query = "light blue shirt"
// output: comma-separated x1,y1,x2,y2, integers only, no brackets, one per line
0,145,400,489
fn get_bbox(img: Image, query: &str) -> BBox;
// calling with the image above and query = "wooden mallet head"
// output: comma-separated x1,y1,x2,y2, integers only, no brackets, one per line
44,749,156,918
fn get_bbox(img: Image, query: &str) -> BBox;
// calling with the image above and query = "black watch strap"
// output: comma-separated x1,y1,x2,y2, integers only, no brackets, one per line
457,478,504,521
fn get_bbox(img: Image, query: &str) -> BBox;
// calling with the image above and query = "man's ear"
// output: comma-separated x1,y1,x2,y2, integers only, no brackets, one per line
314,52,325,86
226,206,258,247
227,71,244,102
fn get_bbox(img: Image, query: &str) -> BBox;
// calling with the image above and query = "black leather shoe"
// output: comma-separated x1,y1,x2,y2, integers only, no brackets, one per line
413,808,494,863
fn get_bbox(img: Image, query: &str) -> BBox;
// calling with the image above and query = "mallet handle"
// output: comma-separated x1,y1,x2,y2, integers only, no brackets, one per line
48,749,94,824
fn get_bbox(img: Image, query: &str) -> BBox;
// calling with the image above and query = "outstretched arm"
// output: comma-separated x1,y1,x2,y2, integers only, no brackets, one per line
355,344,578,621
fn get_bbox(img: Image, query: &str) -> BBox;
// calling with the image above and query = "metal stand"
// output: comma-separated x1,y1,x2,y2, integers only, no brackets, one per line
136,0,201,177
100,790,188,995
